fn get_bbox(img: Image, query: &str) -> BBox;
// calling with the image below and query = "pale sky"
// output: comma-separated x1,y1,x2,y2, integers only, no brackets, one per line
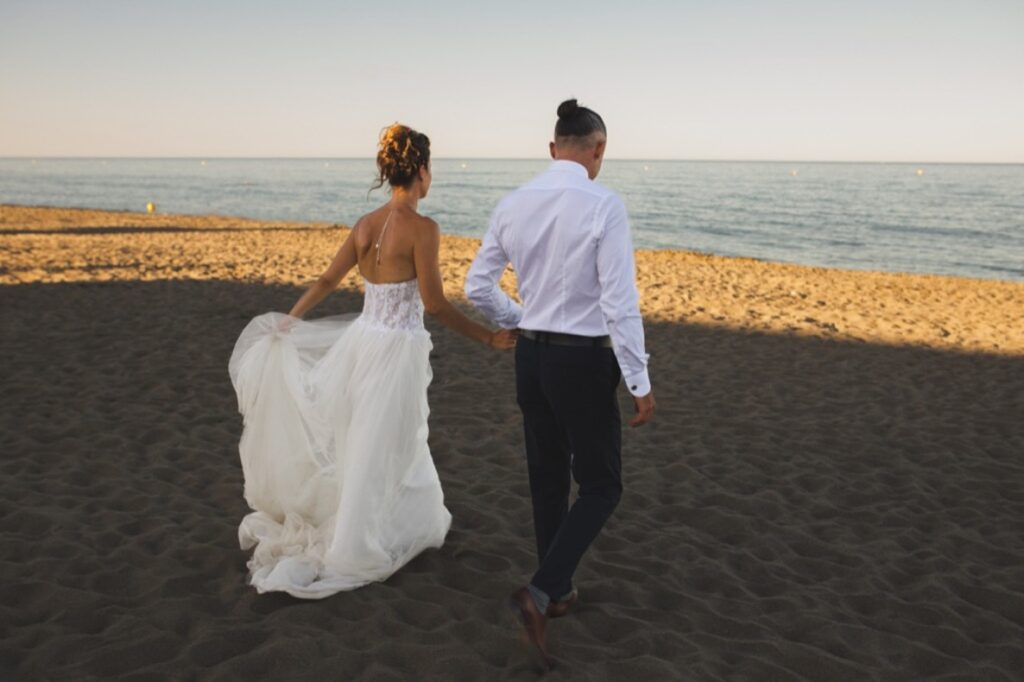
1,0,1022,161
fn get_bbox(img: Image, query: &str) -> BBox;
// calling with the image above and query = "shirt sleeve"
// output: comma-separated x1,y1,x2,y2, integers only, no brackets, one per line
596,194,651,397
464,206,523,329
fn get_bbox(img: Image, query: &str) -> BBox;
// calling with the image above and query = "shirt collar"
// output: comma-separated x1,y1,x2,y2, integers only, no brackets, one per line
547,159,589,179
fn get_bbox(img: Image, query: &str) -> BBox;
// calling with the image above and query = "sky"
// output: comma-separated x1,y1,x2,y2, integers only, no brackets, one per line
1,1,1022,162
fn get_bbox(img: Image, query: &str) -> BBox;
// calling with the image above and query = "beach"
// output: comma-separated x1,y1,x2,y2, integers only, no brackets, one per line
2,204,1023,680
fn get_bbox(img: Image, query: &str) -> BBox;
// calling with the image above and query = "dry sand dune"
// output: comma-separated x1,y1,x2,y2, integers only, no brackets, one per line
2,205,1023,680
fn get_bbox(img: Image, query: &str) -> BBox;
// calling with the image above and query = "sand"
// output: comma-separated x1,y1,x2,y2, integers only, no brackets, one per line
2,204,1023,680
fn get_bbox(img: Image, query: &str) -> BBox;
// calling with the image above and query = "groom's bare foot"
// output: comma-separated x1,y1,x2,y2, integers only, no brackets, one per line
546,590,578,619
507,587,551,668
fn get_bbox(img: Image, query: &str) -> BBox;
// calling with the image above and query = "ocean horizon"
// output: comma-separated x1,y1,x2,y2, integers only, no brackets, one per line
4,156,1023,163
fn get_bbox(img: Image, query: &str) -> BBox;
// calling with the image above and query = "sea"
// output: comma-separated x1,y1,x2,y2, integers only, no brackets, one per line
1,158,1021,282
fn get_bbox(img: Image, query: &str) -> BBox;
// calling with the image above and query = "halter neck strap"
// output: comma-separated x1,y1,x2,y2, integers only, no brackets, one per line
374,210,394,266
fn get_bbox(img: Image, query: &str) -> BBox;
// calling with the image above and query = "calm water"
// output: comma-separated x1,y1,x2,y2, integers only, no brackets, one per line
1,158,1021,281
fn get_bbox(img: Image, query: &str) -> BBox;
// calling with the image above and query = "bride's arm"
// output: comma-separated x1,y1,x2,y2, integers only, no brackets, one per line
413,218,515,349
288,227,359,318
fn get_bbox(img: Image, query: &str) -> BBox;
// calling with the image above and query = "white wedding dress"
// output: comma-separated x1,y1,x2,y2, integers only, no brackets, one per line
227,277,452,599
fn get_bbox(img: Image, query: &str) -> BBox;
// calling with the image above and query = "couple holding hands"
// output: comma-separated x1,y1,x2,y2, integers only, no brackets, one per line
228,98,655,664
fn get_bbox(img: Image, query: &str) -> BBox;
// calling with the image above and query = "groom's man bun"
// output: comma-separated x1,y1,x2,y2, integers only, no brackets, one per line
557,99,580,119
555,98,606,143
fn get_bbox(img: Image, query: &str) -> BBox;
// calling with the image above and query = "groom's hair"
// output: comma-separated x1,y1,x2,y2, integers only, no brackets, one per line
554,99,606,146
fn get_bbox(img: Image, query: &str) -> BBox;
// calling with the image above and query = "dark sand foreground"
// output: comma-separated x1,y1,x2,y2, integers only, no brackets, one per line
2,206,1023,680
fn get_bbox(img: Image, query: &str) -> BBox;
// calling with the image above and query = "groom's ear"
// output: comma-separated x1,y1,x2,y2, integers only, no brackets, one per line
549,142,557,159
593,139,606,159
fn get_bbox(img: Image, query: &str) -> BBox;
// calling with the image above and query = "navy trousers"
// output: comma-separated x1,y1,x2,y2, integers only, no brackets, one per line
514,335,623,600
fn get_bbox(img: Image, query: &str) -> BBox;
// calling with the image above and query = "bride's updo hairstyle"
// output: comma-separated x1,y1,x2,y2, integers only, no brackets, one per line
372,123,430,191
555,99,606,144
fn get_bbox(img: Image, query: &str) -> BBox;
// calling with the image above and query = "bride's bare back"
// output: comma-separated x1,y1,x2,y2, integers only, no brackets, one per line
352,204,424,284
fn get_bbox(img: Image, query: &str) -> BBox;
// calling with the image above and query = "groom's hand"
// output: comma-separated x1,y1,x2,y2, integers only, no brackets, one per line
488,328,519,350
630,391,656,427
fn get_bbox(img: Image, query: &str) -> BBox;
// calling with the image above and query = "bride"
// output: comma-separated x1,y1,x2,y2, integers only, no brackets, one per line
228,124,517,599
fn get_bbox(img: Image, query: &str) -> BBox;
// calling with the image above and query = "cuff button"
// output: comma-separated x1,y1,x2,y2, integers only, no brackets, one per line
631,385,638,390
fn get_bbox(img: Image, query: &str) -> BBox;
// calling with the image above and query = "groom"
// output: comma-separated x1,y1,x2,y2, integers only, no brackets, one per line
466,99,655,661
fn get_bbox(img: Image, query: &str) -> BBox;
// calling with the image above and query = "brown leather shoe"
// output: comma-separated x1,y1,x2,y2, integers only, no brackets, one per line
546,590,578,619
508,586,551,668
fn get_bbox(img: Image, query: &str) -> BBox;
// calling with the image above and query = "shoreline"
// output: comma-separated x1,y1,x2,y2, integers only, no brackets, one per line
2,204,1022,356
1,200,1018,281
1,198,1020,284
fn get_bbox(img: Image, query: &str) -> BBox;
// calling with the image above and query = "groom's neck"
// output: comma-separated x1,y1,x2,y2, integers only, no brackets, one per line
550,141,604,180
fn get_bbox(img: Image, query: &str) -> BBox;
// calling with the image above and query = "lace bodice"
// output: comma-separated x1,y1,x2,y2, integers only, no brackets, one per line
360,278,425,332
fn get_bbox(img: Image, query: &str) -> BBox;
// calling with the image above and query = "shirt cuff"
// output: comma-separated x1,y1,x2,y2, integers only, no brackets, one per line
623,369,651,398
503,303,523,329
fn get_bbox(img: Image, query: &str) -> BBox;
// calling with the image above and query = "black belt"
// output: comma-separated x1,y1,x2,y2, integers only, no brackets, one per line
520,329,612,348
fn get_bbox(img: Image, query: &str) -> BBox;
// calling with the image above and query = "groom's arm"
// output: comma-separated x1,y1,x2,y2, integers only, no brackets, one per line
596,194,651,398
465,209,523,329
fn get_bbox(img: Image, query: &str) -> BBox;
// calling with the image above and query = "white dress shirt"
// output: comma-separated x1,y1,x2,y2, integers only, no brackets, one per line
465,159,651,397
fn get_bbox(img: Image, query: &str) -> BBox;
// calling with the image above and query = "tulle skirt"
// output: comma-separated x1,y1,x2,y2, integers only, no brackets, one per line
227,312,452,599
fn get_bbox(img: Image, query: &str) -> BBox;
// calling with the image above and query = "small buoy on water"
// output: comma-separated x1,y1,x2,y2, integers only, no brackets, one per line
643,165,650,172
916,168,925,176
200,160,207,166
460,162,467,169
791,169,799,177
146,202,156,214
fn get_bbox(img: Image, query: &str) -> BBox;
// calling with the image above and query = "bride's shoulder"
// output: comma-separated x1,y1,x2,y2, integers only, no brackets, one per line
406,211,439,232
407,214,441,248
351,208,381,228
348,207,385,239
348,211,369,234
